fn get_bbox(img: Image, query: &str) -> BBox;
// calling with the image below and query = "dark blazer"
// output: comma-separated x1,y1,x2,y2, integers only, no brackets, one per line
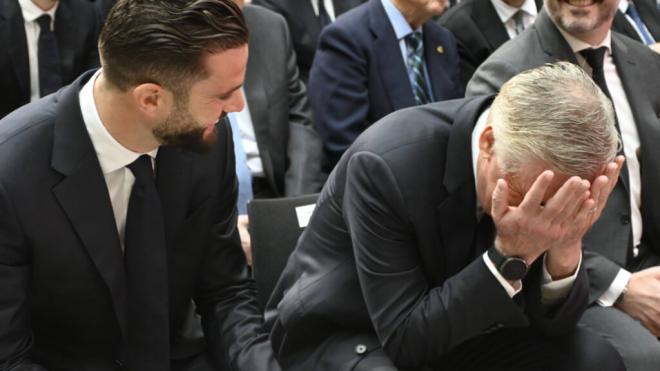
438,0,543,89
251,0,365,83
0,72,279,370
612,0,660,44
264,96,589,371
467,9,660,302
243,5,322,197
309,0,463,171
0,0,100,119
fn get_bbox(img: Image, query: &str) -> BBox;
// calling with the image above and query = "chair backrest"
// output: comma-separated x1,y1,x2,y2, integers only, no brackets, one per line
247,193,319,308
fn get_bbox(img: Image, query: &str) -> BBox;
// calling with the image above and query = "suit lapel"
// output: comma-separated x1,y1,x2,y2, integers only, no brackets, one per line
370,0,415,111
612,35,660,227
54,0,76,80
436,96,495,278
3,0,30,101
50,72,128,340
423,22,460,101
472,0,510,50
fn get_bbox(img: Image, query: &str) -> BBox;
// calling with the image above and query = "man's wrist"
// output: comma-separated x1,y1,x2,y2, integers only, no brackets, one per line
545,241,581,280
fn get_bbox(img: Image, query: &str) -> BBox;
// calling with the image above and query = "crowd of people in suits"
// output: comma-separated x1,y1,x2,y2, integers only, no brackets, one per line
0,0,659,370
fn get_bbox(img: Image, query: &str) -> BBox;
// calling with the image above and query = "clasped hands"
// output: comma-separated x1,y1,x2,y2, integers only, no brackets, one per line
491,156,625,280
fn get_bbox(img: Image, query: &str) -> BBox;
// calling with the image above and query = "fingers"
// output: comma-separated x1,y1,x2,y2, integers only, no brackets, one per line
491,179,509,221
518,170,554,213
545,177,590,222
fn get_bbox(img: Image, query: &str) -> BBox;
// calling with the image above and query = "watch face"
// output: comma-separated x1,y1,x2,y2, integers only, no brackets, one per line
501,258,528,280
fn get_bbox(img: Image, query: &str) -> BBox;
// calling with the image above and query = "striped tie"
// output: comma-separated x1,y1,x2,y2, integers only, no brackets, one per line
405,32,430,105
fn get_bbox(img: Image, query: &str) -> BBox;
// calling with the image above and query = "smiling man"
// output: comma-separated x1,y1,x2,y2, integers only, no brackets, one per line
467,0,660,369
0,0,280,370
266,62,626,371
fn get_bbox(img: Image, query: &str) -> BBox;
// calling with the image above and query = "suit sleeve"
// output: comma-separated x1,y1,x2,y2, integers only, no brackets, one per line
277,14,323,196
195,122,281,371
308,24,370,169
0,183,49,370
343,152,532,370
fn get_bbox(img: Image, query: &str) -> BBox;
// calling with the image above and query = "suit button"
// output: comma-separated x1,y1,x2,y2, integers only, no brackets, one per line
355,344,368,355
622,215,631,225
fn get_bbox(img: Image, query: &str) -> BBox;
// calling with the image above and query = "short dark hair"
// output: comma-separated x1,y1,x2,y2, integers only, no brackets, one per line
98,0,248,93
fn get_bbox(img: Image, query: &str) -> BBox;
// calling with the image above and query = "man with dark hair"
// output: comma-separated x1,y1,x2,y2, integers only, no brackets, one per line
0,0,100,119
0,0,280,370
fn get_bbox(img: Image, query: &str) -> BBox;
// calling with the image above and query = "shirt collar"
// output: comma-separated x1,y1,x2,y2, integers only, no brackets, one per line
554,19,612,53
18,0,58,24
79,69,158,175
490,0,538,23
381,0,422,41
618,0,629,13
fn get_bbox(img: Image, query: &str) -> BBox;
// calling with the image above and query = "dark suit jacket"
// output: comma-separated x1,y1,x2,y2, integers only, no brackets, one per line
264,96,589,371
0,0,100,119
251,0,365,83
467,9,660,303
438,0,543,89
0,72,279,371
612,0,660,44
309,0,463,171
243,5,322,197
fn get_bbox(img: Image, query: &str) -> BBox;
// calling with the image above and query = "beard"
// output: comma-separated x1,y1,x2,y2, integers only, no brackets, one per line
152,99,218,154
546,0,616,36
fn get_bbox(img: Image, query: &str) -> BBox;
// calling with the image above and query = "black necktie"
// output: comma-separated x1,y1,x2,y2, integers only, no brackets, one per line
36,14,62,97
580,47,612,100
318,0,331,28
124,155,170,371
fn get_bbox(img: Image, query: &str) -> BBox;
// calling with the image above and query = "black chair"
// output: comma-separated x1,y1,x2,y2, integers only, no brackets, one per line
247,193,319,307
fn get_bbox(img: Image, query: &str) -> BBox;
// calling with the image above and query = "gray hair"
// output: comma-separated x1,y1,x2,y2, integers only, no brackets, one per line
490,62,620,179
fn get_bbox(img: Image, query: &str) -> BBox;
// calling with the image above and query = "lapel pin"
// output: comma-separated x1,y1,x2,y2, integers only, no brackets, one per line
436,45,444,54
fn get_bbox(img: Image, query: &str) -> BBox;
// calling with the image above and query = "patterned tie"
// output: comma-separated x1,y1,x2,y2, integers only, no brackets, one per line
513,10,525,36
228,113,253,215
318,0,331,28
405,32,431,105
626,2,655,45
124,155,170,371
36,14,62,97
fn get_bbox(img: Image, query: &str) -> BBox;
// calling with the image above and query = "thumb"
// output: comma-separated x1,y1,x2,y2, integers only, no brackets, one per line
491,179,509,221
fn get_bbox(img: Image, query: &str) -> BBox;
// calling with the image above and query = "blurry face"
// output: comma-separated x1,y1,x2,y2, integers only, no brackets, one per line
407,0,448,16
152,46,247,153
545,0,618,38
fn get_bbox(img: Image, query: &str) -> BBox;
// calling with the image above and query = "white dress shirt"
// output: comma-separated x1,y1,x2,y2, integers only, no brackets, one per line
18,0,59,102
310,0,336,21
618,0,656,44
555,27,641,306
79,70,158,251
490,0,538,39
234,89,264,177
473,108,581,302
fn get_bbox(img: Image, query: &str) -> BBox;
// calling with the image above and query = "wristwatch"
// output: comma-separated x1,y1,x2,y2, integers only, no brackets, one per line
487,245,528,281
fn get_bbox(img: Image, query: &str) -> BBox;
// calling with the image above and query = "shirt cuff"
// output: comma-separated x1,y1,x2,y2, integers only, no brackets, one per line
483,252,522,298
596,269,632,307
541,252,582,305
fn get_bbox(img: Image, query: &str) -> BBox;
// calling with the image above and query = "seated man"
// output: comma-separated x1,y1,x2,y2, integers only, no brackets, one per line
308,0,462,172
265,62,626,371
0,0,279,370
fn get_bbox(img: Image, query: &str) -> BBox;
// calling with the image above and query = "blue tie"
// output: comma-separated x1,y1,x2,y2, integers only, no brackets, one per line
36,14,62,96
405,32,431,105
626,2,655,45
228,113,253,215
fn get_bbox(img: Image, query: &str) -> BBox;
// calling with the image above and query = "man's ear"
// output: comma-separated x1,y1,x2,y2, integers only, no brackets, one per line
132,83,173,120
478,125,496,160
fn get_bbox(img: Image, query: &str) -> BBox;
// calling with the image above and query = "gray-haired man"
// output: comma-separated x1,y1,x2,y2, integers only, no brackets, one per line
265,62,626,371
